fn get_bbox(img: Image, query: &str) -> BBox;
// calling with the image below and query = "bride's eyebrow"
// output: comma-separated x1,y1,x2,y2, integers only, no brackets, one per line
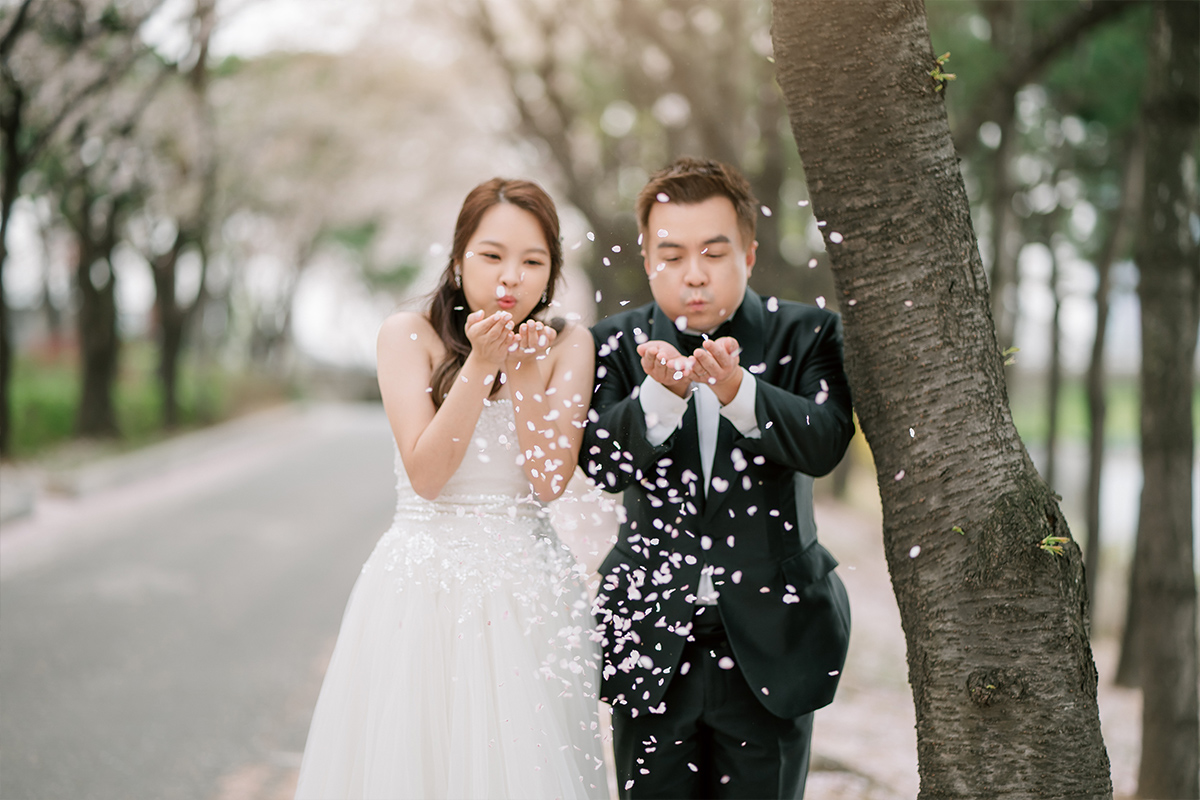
475,240,548,257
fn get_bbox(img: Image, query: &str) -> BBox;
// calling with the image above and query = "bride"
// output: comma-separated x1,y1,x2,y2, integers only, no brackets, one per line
294,178,607,799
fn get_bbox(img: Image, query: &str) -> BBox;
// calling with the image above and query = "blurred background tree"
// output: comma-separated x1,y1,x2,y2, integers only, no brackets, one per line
447,0,835,318
2,0,168,449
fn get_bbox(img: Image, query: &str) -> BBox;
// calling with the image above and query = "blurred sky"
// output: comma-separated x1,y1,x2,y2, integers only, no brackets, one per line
145,0,385,61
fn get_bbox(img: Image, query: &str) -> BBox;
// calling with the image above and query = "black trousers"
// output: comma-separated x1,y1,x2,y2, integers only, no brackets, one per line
612,606,814,800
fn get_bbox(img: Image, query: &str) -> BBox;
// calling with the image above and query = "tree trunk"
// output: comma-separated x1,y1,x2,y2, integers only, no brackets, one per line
1125,2,1200,796
1044,220,1062,492
772,2,1112,797
987,113,1020,356
152,240,185,429
1083,134,1141,609
74,212,120,438
0,83,23,458
146,0,218,430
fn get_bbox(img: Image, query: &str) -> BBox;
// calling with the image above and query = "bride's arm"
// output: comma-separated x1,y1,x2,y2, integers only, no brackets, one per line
506,321,595,502
377,310,514,500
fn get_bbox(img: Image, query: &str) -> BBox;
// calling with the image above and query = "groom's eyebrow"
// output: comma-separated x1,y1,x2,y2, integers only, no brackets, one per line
654,234,731,249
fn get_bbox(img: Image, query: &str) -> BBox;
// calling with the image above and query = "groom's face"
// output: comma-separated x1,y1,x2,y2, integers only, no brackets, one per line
642,195,757,333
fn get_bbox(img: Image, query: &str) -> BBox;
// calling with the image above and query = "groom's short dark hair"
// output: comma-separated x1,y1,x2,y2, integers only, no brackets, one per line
636,156,759,249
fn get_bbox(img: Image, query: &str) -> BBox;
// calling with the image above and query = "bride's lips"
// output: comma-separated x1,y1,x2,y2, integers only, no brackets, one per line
497,296,517,310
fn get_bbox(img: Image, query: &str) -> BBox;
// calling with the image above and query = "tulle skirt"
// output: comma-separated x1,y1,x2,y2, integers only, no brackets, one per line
294,503,608,800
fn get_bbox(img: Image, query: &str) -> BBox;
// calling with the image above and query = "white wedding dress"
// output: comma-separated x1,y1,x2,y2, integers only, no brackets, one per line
295,399,607,800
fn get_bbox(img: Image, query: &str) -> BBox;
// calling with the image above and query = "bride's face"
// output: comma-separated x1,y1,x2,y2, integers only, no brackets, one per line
459,203,552,323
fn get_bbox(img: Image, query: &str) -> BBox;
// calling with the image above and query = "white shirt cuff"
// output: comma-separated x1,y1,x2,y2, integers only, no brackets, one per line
639,376,689,446
718,368,760,438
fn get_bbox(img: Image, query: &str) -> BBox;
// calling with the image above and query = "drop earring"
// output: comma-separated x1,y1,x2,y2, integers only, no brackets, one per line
453,269,462,288
540,289,549,304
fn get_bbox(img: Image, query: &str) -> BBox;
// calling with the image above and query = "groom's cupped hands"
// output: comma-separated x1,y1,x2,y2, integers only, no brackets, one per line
636,336,742,403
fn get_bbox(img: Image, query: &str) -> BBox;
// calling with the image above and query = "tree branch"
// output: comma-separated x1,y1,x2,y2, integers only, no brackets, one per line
952,0,1136,154
0,0,37,59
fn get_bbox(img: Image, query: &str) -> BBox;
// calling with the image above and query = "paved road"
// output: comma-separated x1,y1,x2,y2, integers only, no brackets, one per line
0,404,397,800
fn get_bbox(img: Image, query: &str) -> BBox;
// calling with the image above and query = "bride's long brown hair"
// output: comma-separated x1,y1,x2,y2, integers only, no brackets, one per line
427,178,564,406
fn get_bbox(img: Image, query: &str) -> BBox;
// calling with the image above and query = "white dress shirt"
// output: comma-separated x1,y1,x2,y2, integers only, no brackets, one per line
638,366,762,604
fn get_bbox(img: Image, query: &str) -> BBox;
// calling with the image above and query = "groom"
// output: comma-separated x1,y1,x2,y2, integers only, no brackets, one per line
583,157,854,799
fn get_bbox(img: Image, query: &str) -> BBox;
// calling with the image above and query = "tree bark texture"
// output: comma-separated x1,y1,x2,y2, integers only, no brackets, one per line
1127,2,1200,796
772,2,1112,798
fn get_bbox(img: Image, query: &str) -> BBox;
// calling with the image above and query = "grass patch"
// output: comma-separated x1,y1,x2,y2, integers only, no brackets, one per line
8,339,292,461
1006,372,1200,449
1007,375,1143,447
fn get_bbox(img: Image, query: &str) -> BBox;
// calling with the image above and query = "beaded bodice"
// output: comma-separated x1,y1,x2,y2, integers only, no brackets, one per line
392,398,542,519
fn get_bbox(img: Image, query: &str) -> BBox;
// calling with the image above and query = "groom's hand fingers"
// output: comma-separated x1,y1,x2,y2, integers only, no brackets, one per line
638,344,692,396
640,347,672,378
695,338,740,383
637,340,683,360
715,336,741,357
691,346,722,384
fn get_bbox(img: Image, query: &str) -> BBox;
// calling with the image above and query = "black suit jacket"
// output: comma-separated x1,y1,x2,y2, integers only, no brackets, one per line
583,289,855,720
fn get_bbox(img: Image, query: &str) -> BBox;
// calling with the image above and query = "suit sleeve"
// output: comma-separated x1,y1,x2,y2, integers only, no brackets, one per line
582,327,680,493
739,312,854,477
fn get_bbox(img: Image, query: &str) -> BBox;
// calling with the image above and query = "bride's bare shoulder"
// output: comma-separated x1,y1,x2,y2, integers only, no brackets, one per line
553,320,595,352
377,311,443,362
